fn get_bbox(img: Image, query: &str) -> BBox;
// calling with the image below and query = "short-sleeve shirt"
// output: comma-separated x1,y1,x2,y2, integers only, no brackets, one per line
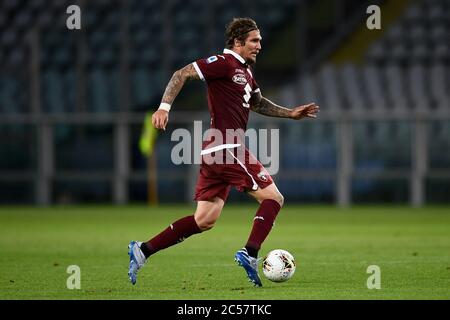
193,48,260,154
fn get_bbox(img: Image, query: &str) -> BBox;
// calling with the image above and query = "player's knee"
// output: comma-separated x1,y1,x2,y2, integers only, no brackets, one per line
275,193,284,207
194,208,221,231
196,217,216,231
265,190,284,207
260,192,283,207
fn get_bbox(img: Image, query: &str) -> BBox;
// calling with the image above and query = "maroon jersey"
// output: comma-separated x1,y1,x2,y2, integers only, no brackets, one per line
192,49,274,201
193,49,260,152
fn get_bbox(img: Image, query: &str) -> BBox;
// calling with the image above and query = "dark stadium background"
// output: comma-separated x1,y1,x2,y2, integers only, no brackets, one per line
0,0,449,206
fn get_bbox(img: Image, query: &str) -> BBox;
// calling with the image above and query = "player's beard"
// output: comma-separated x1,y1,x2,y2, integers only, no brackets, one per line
247,51,259,65
246,56,256,65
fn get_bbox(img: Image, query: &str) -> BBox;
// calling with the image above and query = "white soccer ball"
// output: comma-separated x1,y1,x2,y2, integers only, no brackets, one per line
262,249,296,282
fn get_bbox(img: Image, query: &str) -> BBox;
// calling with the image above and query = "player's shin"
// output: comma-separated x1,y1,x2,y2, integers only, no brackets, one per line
140,215,202,258
245,199,281,258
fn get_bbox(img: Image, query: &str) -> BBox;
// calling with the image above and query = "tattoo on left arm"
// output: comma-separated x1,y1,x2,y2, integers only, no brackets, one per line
250,95,292,118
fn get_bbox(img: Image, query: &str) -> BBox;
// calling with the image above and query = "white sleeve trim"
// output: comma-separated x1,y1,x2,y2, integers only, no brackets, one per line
192,62,205,81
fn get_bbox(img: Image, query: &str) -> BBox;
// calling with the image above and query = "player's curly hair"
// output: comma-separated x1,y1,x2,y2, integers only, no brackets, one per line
225,17,259,49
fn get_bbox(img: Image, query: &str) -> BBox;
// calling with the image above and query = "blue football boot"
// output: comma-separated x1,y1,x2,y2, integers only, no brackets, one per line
234,247,262,287
128,241,146,285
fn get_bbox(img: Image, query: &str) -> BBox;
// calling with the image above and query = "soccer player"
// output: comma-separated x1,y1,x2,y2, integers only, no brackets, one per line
128,17,319,286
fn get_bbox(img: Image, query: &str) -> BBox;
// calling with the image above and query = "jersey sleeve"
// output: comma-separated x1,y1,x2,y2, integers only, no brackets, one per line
193,55,229,82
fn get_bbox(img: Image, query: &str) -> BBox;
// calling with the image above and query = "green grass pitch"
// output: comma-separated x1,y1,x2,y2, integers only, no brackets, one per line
0,205,449,300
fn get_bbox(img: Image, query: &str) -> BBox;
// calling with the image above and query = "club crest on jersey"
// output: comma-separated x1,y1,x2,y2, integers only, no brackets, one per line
232,73,247,85
206,56,218,64
257,171,268,182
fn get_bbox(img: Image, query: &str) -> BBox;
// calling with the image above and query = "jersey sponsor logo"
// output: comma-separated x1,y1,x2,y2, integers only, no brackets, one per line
257,171,268,182
232,73,247,85
235,68,245,74
206,56,218,64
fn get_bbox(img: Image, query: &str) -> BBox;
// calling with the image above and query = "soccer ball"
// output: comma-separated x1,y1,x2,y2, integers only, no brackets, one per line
262,249,296,282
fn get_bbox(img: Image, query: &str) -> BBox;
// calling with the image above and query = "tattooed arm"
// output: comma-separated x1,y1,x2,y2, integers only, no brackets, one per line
250,91,319,120
250,92,292,118
152,64,200,130
160,63,200,105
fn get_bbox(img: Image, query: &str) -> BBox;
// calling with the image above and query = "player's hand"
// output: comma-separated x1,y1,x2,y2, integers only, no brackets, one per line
152,109,169,130
289,103,319,120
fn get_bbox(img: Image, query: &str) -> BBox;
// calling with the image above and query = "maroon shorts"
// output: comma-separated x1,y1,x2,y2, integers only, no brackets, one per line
194,147,273,202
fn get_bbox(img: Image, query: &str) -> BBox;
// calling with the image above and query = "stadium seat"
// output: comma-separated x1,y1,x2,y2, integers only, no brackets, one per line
42,70,64,113
430,25,447,44
427,3,447,23
1,29,17,48
340,64,365,111
318,64,342,111
297,75,318,108
278,85,297,107
12,10,31,31
87,69,111,112
131,68,161,108
2,0,20,11
430,63,450,110
385,64,408,112
434,43,450,63
430,63,448,101
386,23,404,45
403,5,422,24
366,42,386,64
391,43,409,64
7,47,25,66
0,11,7,30
409,25,427,45
408,64,429,109
362,65,387,111
0,77,22,113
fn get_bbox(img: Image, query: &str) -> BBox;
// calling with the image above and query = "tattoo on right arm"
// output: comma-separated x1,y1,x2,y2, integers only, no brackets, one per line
161,64,200,105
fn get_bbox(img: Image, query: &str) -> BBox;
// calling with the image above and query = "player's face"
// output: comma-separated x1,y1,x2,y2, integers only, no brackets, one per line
242,30,262,65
